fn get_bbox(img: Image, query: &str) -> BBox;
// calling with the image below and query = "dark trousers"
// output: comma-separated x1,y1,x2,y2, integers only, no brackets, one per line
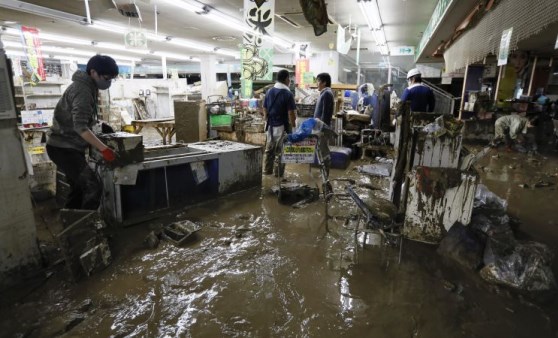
46,145,101,210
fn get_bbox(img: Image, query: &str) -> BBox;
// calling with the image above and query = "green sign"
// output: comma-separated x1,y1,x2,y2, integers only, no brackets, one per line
415,0,454,60
241,79,253,99
391,46,415,56
303,72,315,85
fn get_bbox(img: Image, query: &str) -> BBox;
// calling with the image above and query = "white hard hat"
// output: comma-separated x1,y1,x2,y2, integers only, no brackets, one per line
407,68,421,79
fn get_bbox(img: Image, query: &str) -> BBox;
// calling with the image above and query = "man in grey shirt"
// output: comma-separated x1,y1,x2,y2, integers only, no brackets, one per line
46,55,118,209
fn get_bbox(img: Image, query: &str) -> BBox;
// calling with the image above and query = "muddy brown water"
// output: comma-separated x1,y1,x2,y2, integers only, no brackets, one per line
1,145,558,337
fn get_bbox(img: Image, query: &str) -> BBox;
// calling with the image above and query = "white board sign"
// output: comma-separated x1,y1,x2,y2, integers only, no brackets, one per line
498,28,513,66
281,138,317,164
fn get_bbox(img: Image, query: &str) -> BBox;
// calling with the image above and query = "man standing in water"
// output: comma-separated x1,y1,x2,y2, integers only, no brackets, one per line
314,72,334,126
47,54,119,209
262,69,296,176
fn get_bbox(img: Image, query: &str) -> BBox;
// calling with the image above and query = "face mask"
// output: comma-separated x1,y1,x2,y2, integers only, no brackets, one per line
95,77,112,90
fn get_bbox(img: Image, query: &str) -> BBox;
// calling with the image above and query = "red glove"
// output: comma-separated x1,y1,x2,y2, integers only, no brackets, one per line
101,147,116,162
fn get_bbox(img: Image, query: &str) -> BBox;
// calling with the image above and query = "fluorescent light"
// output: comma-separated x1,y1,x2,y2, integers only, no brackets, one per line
41,32,91,46
90,21,129,35
216,50,240,59
152,51,199,61
166,0,295,50
161,0,205,12
4,40,141,61
0,0,88,25
5,49,26,57
272,37,294,49
379,45,389,56
358,0,381,30
375,29,387,46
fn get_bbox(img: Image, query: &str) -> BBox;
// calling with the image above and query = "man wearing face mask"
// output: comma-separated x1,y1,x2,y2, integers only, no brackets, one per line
46,54,119,210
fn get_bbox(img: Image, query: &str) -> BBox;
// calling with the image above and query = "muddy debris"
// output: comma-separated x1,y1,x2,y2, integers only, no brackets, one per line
438,223,485,270
272,182,320,206
534,180,553,188
77,299,93,313
161,220,201,246
143,231,160,249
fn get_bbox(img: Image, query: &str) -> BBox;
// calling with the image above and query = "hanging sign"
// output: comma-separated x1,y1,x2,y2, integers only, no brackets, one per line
390,46,415,56
124,30,148,49
241,0,274,84
295,59,309,87
498,27,513,66
20,26,46,83
281,138,317,164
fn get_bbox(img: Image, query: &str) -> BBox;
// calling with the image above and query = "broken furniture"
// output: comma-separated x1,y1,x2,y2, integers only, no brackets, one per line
57,210,111,281
390,110,478,244
99,141,262,226
131,118,176,145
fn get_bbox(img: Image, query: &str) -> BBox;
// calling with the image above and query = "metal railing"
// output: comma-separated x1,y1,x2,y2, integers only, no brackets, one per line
422,79,458,116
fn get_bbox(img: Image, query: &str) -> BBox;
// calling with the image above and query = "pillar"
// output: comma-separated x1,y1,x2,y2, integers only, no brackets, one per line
200,55,218,101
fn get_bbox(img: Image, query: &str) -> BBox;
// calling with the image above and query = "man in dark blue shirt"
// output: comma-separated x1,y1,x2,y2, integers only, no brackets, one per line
314,73,334,126
263,69,296,175
399,68,435,114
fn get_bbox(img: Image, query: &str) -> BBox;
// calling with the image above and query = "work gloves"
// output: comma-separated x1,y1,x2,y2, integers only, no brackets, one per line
101,147,117,162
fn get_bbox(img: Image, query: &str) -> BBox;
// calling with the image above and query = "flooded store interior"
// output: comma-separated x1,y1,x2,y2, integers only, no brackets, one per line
1,0,558,337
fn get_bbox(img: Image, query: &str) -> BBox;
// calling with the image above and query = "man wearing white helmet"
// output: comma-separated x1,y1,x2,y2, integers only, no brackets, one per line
398,68,435,114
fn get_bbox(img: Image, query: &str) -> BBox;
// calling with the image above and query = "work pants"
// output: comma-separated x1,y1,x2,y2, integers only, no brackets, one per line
263,125,285,175
46,145,101,210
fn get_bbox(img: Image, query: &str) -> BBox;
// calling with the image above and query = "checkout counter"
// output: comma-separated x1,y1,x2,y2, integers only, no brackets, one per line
90,133,262,226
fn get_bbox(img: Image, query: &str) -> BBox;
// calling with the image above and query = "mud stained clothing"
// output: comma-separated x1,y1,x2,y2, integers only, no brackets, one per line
314,87,334,126
263,83,296,175
46,145,100,210
494,115,529,140
47,70,101,209
400,83,435,113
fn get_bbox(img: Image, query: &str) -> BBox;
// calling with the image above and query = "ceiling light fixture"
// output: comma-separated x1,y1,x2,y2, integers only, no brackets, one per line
0,0,89,25
358,0,389,55
167,0,294,50
3,40,142,61
275,14,301,28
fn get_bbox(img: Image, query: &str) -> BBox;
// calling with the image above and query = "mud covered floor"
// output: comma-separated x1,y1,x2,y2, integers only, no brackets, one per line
1,142,558,337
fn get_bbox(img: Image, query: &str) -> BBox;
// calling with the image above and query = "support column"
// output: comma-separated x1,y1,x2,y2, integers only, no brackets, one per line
200,55,218,101
527,56,538,96
161,56,167,80
459,63,469,120
0,48,40,289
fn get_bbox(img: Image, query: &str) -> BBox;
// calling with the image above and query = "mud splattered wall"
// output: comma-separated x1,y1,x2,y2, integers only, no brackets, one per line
0,120,40,287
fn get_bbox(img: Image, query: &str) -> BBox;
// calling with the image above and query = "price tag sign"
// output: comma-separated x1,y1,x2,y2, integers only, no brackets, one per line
281,138,317,164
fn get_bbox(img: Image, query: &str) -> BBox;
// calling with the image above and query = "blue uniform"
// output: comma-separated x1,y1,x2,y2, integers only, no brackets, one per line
264,86,296,130
400,83,435,113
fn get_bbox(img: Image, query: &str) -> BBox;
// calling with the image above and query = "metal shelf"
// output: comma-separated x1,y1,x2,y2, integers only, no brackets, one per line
25,94,61,97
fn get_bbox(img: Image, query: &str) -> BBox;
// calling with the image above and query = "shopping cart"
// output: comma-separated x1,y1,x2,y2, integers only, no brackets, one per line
345,185,403,263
